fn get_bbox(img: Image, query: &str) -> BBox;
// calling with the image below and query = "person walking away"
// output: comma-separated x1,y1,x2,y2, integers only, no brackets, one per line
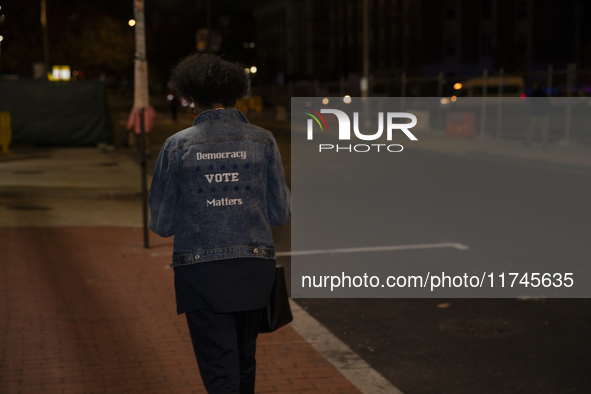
148,54,291,394
168,93,179,123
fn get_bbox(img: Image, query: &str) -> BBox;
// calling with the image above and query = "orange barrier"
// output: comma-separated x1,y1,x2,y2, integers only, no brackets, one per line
445,112,476,138
236,96,263,114
236,99,249,114
0,111,13,155
248,96,263,114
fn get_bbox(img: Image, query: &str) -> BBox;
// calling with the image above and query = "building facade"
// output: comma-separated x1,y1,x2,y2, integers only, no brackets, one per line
253,0,582,85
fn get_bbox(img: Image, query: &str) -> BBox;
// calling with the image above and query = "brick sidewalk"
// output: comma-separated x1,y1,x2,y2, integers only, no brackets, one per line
0,227,361,394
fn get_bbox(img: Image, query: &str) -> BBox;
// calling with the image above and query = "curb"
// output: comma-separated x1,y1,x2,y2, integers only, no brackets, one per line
290,300,403,394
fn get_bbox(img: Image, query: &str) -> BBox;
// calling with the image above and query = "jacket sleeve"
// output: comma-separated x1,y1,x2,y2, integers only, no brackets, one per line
148,140,179,237
266,136,291,227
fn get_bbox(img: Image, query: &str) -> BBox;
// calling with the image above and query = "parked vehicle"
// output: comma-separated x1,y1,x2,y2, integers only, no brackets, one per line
456,76,525,97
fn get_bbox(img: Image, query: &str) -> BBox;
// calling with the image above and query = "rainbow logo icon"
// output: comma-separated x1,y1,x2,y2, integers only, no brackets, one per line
302,107,328,131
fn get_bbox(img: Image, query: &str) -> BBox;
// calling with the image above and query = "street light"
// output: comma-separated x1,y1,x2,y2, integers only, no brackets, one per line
250,66,257,74
128,19,136,26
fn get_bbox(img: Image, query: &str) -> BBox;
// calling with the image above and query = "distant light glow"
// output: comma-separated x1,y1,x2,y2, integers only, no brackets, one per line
451,95,457,102
440,98,450,105
521,94,527,99
128,19,136,27
181,99,189,107
167,94,174,101
250,66,257,74
244,68,250,74
51,65,71,81
343,95,352,104
249,42,255,48
322,98,329,105
0,35,3,42
454,83,463,90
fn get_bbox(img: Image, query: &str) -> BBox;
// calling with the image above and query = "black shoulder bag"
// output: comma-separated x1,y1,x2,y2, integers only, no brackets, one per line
259,265,293,333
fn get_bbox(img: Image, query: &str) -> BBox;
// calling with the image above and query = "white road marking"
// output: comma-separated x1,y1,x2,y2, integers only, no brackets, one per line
277,242,469,257
284,242,469,392
289,300,404,394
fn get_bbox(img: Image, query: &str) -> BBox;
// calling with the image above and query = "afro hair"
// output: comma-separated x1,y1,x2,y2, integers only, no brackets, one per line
169,54,248,109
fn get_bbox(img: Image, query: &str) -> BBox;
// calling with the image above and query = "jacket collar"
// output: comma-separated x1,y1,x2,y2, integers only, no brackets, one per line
192,108,249,126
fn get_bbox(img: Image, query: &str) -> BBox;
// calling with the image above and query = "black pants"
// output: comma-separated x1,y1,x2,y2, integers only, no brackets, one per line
185,308,263,394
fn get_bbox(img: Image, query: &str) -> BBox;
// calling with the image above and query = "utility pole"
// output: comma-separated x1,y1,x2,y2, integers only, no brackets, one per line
133,0,150,248
479,69,488,137
41,0,50,77
361,0,369,97
496,68,504,139
206,0,211,53
574,0,581,68
0,7,4,74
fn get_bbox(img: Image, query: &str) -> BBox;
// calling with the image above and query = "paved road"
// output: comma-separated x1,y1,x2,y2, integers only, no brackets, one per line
296,297,591,394
270,128,591,393
112,110,591,393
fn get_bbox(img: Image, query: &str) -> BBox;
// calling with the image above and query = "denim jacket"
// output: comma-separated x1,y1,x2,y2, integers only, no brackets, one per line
148,108,291,267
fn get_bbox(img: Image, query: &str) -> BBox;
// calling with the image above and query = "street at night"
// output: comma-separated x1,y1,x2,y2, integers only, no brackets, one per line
285,137,591,393
2,0,591,393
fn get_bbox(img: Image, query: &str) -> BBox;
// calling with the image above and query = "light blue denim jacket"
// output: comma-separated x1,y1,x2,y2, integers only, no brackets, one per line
148,108,291,267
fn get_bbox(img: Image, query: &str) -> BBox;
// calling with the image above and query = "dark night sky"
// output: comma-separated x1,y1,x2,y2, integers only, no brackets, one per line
3,0,591,83
83,0,256,75
0,0,255,80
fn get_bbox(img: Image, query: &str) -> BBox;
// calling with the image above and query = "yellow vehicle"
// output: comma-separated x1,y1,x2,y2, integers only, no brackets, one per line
456,76,525,97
